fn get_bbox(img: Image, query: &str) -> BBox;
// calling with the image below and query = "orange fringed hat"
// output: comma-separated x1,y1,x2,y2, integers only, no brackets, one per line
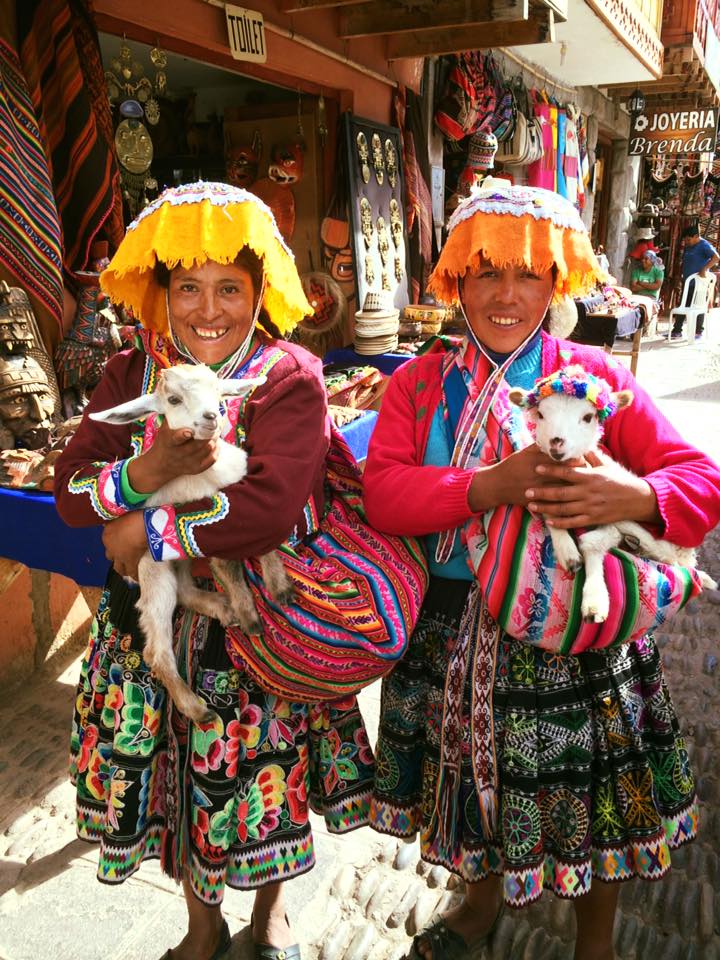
428,178,607,304
100,181,311,337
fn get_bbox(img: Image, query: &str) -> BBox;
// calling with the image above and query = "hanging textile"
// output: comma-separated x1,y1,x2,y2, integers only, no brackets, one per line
17,0,123,278
564,105,582,208
0,36,63,330
556,107,568,199
394,86,433,302
527,97,554,190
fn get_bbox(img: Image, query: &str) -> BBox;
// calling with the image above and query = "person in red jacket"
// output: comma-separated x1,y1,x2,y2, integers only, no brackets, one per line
363,179,720,960
54,183,373,960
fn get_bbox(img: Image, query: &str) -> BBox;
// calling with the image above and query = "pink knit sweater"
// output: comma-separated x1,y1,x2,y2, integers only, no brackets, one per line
363,333,720,548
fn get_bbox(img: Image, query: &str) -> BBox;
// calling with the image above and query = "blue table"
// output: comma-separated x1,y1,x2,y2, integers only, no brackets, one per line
0,415,382,588
323,349,410,375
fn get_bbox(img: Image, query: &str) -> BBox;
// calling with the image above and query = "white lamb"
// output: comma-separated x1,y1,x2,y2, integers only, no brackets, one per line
91,363,294,723
508,367,716,623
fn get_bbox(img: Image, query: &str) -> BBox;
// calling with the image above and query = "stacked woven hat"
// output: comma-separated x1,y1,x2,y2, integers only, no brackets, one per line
354,292,400,355
402,303,445,338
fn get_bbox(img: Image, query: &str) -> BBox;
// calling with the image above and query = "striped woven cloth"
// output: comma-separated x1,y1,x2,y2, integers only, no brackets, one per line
17,0,123,277
0,37,63,329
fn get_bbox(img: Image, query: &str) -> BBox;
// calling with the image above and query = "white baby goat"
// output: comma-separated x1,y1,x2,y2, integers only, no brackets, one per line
91,364,294,723
508,372,716,624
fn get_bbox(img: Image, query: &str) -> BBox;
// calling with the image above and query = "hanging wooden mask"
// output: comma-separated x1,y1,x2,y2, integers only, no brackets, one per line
268,139,306,185
225,130,262,188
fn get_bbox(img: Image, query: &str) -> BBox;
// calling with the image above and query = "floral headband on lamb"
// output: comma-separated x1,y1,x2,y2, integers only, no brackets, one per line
427,178,607,304
100,181,311,338
521,365,620,421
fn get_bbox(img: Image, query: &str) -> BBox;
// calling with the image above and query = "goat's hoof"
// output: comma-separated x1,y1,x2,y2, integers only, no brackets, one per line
698,571,718,590
273,587,296,607
567,559,584,574
196,708,219,726
232,615,263,636
583,611,607,624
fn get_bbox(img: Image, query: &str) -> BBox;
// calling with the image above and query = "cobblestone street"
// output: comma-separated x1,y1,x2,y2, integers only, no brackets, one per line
1,334,719,960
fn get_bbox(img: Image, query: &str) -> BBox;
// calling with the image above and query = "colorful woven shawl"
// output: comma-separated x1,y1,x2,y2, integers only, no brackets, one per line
17,0,123,275
0,37,63,329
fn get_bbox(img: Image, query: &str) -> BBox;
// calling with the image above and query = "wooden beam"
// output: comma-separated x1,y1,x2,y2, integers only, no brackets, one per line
340,0,527,37
279,0,369,10
387,10,554,58
606,80,709,95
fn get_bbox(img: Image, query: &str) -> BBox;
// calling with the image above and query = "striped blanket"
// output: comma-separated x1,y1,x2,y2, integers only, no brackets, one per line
0,37,63,330
17,0,123,277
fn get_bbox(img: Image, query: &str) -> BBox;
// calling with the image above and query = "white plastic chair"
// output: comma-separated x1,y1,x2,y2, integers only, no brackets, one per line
667,273,716,341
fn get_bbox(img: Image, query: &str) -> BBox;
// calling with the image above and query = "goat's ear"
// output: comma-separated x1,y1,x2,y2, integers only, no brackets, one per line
89,394,161,424
221,375,267,398
507,387,530,408
611,389,634,410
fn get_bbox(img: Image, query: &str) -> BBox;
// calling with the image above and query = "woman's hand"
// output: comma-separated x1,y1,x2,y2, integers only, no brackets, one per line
127,419,219,494
102,511,149,580
468,444,584,513
525,449,661,528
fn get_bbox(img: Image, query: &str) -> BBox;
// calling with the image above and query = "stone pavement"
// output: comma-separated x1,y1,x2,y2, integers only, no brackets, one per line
1,330,720,960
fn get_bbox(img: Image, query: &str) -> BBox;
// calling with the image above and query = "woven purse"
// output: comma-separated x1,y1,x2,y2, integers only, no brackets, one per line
225,426,429,700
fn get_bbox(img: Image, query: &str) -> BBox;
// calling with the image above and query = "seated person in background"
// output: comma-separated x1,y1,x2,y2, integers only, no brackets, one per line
630,250,664,300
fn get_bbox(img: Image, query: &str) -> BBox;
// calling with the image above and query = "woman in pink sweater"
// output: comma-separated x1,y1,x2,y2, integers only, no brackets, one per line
363,180,720,960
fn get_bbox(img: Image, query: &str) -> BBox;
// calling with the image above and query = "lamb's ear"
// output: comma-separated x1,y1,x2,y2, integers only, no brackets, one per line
611,389,634,410
221,375,267,398
89,394,161,424
507,387,530,408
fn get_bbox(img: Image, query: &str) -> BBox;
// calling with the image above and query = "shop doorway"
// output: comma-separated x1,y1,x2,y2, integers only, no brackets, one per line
590,136,614,252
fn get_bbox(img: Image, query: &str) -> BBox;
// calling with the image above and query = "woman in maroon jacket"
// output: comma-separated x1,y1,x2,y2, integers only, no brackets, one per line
54,183,372,960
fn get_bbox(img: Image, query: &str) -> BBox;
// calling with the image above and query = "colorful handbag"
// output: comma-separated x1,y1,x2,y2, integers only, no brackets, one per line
467,505,703,654
225,426,429,700
434,51,497,141
441,361,704,655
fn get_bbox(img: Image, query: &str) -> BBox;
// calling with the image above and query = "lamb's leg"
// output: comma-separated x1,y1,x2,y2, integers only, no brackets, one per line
210,558,262,635
259,551,295,607
549,526,583,572
614,521,718,589
175,561,233,625
137,555,216,725
577,526,624,622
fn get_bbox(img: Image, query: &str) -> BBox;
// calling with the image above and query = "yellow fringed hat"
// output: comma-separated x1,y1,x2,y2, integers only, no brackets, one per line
428,178,607,304
100,181,312,336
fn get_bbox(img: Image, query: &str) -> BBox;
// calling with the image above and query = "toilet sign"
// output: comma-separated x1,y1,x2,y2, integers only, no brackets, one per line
225,4,267,63
629,107,718,156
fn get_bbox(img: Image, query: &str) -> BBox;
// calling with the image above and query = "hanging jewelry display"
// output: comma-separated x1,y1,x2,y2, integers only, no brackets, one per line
385,139,398,189
371,133,385,185
115,119,154,219
364,254,375,285
381,270,391,291
357,132,370,183
376,216,390,267
394,257,403,283
389,198,403,248
360,198,374,248
105,39,169,127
